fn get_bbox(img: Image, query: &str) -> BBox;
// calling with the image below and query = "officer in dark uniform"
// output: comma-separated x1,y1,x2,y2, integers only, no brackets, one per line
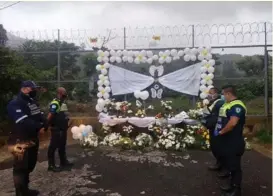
46,87,73,172
214,85,246,196
201,87,224,171
7,81,46,196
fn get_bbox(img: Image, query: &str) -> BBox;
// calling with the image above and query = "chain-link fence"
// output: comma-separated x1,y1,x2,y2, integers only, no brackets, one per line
4,22,272,117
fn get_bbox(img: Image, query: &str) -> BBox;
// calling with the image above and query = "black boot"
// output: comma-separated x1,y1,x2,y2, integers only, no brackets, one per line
208,162,221,171
48,165,61,172
221,186,241,196
28,189,40,196
60,159,74,168
220,183,232,191
218,170,231,178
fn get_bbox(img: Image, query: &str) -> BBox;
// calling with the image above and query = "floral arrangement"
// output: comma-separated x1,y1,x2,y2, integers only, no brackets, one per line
135,109,146,118
100,133,122,147
187,109,204,120
80,132,99,148
122,125,134,136
133,133,153,149
118,137,134,150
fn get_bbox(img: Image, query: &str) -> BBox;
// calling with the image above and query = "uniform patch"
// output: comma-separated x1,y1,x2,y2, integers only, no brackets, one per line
16,109,21,113
51,105,57,109
235,107,241,113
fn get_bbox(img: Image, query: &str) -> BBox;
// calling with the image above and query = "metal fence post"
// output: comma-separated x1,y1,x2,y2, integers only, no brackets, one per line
191,24,196,107
263,22,269,129
57,29,61,87
123,27,127,101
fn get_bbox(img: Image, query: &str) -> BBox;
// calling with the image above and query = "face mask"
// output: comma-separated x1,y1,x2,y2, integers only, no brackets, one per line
221,95,226,102
29,90,37,98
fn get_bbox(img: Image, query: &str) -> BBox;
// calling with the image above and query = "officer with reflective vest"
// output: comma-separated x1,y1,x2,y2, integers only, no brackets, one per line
46,87,73,172
201,87,225,171
214,85,246,196
7,81,46,196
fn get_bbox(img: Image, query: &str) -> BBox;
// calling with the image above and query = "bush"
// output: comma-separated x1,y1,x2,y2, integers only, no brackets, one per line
255,129,272,144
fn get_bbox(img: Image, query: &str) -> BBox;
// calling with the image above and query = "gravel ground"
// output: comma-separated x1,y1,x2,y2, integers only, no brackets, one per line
0,145,271,196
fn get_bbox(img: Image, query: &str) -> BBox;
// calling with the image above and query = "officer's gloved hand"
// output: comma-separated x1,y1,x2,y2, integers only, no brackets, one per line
214,130,219,136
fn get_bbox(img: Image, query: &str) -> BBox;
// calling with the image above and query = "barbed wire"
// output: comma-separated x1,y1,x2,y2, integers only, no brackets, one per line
2,22,272,50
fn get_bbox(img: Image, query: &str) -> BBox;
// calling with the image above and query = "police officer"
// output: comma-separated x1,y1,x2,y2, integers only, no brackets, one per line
214,85,246,196
201,87,224,171
46,87,73,172
7,81,46,196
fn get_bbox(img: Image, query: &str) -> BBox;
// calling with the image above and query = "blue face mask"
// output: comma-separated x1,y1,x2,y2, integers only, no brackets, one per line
221,95,226,102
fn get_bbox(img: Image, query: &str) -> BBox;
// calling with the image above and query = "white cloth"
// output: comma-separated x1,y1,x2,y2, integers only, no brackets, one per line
109,65,154,95
98,113,198,128
158,62,202,96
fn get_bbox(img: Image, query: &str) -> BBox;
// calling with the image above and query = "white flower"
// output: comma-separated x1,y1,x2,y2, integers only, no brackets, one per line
127,110,133,114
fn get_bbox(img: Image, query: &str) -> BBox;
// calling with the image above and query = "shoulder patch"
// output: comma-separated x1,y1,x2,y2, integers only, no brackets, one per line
51,105,57,109
235,107,242,113
16,109,22,113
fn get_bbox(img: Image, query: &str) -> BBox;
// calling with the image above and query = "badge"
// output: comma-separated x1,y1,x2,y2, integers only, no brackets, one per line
16,109,21,113
235,107,241,113
51,105,56,109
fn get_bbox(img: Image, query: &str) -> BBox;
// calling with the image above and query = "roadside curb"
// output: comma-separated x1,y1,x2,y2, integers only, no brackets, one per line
250,142,272,159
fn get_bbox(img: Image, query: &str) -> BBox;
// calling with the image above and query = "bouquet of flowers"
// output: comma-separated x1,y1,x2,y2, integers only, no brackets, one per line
100,133,122,147
122,125,134,137
135,109,146,118
194,125,210,150
118,137,134,150
187,109,204,120
80,132,99,148
133,133,153,149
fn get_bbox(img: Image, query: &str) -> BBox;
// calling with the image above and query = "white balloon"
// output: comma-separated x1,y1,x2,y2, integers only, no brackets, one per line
134,58,140,64
165,56,172,64
104,80,110,86
97,80,103,86
134,90,141,99
110,56,116,63
201,60,208,66
103,93,110,99
99,74,104,80
206,53,212,60
86,125,93,133
103,57,109,63
159,51,164,57
200,92,207,99
96,104,103,112
201,73,207,79
206,46,212,52
72,133,79,140
141,56,147,63
190,55,197,61
104,51,110,57
117,50,122,57
147,58,153,64
104,63,110,68
97,56,102,62
79,124,86,132
159,57,164,64
208,66,215,73
140,91,149,100
209,59,215,66
206,80,213,85
165,50,171,56
200,79,207,85
203,99,209,105
110,50,116,56
208,85,214,90
122,56,128,62
199,85,207,91
122,50,128,56
140,50,146,56
105,86,111,92
184,48,190,54
96,64,101,71
152,55,159,60
128,56,134,63
98,98,105,105
127,51,133,57
116,56,122,63
170,49,178,57
97,92,103,98
147,51,153,58
98,86,104,91
198,47,203,52
173,56,180,61
71,126,79,134
208,73,214,79
184,54,190,62
97,50,103,56
198,55,204,61
101,69,107,75
191,48,198,54
178,50,184,57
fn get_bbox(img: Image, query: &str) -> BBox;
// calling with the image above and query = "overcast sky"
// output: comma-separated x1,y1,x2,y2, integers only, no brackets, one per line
0,1,272,54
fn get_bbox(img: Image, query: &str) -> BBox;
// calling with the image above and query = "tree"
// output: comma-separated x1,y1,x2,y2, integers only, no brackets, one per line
0,24,8,46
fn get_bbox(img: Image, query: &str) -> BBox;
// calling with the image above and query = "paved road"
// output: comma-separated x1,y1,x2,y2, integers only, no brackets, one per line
0,145,271,196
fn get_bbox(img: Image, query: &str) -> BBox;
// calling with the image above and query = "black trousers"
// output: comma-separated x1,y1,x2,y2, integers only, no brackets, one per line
13,141,39,196
223,142,245,187
48,130,67,166
209,131,224,166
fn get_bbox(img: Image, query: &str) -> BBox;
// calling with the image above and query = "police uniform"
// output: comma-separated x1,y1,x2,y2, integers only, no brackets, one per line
47,98,71,170
214,100,246,195
201,97,224,168
7,82,45,196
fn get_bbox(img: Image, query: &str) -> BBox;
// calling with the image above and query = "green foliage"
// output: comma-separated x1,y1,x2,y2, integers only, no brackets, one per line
0,24,8,46
80,52,97,77
255,129,272,144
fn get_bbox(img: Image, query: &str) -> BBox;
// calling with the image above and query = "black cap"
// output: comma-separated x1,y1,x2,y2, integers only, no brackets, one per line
21,81,40,89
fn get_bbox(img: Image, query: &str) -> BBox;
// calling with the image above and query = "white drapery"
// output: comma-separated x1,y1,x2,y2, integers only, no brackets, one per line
109,65,154,95
109,63,202,96
158,63,202,96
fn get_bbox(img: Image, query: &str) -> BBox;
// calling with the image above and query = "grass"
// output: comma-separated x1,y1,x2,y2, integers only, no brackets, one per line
255,129,272,144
